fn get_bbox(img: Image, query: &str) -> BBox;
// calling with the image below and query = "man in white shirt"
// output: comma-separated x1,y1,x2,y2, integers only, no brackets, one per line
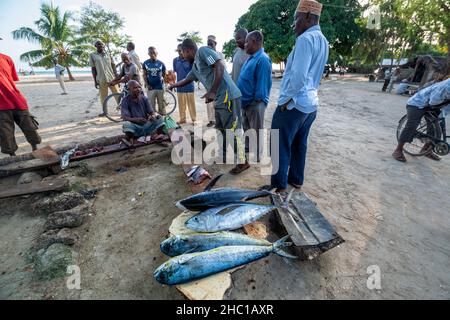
54,60,67,95
127,42,144,84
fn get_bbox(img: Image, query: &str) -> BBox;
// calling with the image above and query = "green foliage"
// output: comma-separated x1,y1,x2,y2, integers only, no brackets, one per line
177,31,203,46
79,1,131,62
12,2,90,80
222,40,237,61
228,0,363,65
353,0,449,70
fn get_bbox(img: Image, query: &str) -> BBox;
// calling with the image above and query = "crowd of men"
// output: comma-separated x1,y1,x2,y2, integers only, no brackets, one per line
2,0,448,193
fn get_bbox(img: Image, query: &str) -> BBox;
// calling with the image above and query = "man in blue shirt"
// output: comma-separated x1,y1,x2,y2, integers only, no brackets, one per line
263,0,329,193
393,78,450,162
237,31,272,172
143,47,167,115
173,44,196,124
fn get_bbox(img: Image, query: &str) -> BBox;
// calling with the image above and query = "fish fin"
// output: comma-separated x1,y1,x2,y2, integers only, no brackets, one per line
182,246,200,254
204,174,224,192
242,190,273,201
175,201,188,211
273,235,298,259
178,255,196,264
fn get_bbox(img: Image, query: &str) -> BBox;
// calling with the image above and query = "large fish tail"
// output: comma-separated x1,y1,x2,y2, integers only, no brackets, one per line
273,235,297,259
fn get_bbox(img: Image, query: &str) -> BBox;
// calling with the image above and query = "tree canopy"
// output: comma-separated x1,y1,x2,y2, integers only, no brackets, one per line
79,1,131,62
225,0,363,67
12,2,90,80
177,31,203,46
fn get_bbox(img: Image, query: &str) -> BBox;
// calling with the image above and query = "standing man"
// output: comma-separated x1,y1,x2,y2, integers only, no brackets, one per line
127,42,143,83
90,40,120,116
231,29,249,84
204,35,226,127
169,39,243,172
0,40,41,156
143,47,167,115
236,31,272,173
263,0,329,193
173,44,196,125
54,60,68,95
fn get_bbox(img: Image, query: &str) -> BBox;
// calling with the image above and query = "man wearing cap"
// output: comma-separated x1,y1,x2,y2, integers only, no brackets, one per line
90,40,120,116
173,44,196,124
265,0,329,193
0,37,42,156
169,39,244,172
204,35,226,127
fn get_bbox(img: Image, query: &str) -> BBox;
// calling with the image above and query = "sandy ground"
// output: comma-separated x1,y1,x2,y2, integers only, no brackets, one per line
0,75,449,299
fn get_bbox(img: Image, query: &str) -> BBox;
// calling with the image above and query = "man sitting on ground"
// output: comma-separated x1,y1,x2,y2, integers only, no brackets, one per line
121,80,165,146
109,53,141,87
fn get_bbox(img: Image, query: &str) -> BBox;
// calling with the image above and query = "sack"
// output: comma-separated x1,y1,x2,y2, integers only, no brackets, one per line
163,115,180,135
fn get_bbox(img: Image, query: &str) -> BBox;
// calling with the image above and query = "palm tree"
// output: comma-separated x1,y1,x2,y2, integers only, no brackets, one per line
12,2,91,81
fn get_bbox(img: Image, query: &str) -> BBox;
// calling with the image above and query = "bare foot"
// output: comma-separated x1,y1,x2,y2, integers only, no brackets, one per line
425,152,441,161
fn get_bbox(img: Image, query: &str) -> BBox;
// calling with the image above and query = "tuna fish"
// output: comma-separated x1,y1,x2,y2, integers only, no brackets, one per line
154,236,296,285
175,174,273,211
185,203,277,232
160,232,272,257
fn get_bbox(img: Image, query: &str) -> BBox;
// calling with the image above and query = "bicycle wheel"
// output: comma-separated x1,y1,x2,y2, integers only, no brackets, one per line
163,90,177,115
397,114,441,156
103,93,123,123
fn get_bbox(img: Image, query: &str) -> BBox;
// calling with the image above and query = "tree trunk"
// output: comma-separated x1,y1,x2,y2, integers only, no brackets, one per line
66,66,75,81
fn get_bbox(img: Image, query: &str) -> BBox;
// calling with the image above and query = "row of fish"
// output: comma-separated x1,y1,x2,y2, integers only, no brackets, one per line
155,233,296,285
154,175,296,285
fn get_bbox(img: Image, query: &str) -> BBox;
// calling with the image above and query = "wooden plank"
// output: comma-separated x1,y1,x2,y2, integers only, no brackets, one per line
0,179,69,199
0,158,60,177
0,137,170,178
271,194,319,246
271,192,344,261
290,192,341,244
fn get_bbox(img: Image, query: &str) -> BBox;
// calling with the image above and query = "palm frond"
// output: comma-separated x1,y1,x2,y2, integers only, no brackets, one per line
12,27,46,44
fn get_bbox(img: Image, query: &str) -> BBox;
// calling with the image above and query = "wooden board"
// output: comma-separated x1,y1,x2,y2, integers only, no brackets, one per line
0,137,170,178
271,192,344,261
0,178,69,199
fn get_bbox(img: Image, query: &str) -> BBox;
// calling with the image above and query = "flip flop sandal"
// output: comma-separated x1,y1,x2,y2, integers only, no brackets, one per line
392,152,407,163
425,153,441,161
229,164,250,175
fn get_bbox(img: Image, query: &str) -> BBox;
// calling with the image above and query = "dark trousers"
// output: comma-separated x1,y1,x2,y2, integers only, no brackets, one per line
215,99,243,162
0,109,41,155
382,78,390,92
399,105,437,143
270,106,317,189
243,101,266,162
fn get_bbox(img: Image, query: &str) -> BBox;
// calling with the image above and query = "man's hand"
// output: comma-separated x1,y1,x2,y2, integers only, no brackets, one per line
168,84,175,91
95,82,100,89
202,91,216,104
136,118,148,125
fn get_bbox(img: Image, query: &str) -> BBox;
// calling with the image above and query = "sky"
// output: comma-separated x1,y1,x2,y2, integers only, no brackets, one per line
0,0,258,70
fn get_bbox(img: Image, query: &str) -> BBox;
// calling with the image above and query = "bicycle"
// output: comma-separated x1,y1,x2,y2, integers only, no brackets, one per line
396,103,450,157
103,82,177,123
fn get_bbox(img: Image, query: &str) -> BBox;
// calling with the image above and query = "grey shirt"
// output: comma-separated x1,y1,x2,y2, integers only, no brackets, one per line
120,63,140,84
231,47,249,83
186,46,241,108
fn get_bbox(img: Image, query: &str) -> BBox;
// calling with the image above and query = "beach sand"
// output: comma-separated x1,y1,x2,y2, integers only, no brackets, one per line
0,75,449,299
